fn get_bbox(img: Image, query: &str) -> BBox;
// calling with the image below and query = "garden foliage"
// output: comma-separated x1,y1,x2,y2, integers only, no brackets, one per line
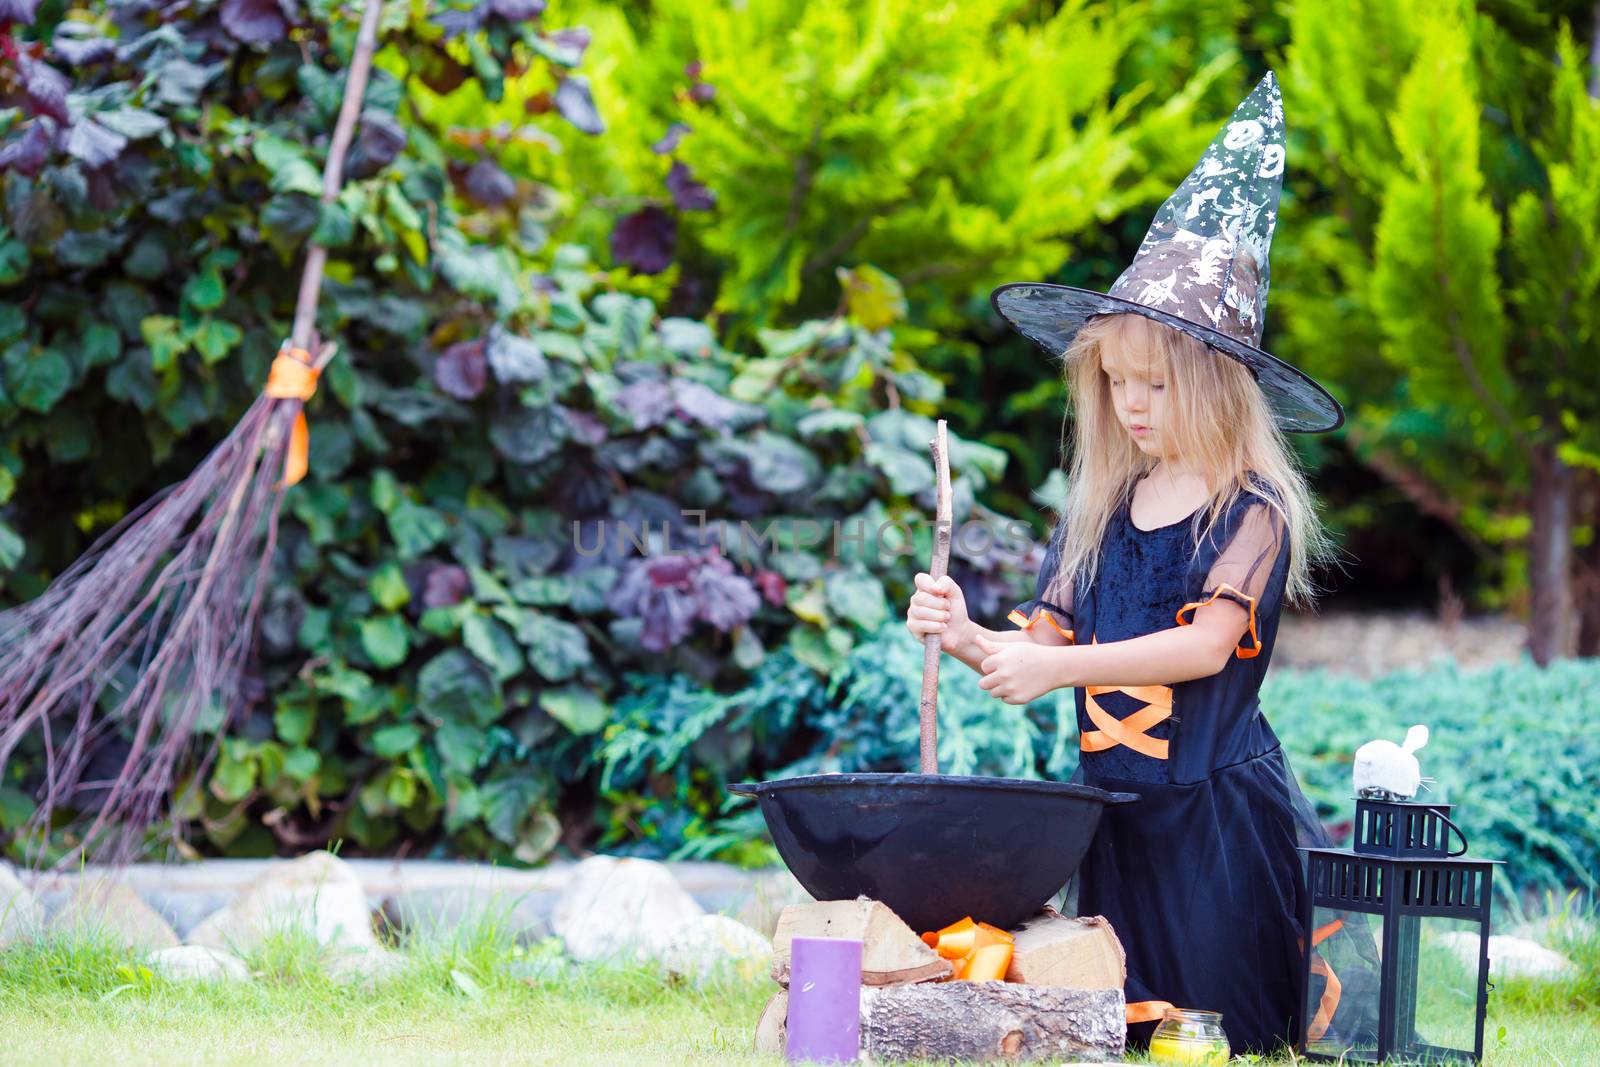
2,0,1597,870
0,0,1066,862
1263,657,1600,897
399,0,1248,502
1278,0,1600,656
546,0,1235,328
613,630,1600,896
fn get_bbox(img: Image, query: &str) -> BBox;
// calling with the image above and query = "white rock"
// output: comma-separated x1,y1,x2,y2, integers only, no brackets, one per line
0,862,43,948
1507,914,1597,950
551,855,704,963
51,879,180,952
655,913,770,984
323,946,409,987
186,850,378,954
148,945,251,982
1437,932,1578,981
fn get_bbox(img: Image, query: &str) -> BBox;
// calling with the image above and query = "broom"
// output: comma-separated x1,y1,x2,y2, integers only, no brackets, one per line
918,419,951,774
0,0,387,869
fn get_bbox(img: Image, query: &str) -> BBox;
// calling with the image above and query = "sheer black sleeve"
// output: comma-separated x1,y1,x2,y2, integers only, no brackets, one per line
1008,519,1076,643
1174,497,1288,659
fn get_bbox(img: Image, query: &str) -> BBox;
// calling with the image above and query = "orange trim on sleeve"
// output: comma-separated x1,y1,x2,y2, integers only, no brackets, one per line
1007,606,1075,643
1174,581,1261,659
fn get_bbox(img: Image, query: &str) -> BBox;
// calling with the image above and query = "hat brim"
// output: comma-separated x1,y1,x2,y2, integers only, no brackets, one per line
990,282,1345,434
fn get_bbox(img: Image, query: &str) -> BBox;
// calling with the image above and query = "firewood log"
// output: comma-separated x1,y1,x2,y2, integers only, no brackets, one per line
770,899,953,986
753,990,787,1055
1003,911,1126,989
861,982,1126,1062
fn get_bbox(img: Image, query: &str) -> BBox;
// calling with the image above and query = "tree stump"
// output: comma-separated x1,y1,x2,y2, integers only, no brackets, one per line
862,982,1126,1062
756,982,1127,1062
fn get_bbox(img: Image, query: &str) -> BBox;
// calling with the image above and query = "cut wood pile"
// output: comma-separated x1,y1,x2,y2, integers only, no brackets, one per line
755,898,1129,1063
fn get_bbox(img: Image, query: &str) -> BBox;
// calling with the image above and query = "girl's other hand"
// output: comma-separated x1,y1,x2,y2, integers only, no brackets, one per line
906,572,973,654
972,633,1066,705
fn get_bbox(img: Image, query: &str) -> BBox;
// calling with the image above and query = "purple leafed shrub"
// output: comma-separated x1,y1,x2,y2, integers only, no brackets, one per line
666,161,715,212
606,548,760,652
610,206,674,274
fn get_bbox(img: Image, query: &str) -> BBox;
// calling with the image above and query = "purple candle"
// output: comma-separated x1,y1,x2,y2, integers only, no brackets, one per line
785,935,862,1063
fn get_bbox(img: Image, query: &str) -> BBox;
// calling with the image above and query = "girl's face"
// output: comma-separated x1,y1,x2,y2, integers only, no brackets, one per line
1099,329,1168,457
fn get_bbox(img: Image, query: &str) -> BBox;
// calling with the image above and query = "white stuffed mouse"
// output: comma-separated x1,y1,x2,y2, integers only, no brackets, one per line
1352,724,1430,800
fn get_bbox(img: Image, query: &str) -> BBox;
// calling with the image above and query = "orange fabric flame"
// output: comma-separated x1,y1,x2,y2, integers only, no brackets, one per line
922,916,1015,982
1127,999,1177,1024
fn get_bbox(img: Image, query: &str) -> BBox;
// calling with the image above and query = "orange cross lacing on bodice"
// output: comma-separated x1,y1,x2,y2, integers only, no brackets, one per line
1007,607,1175,761
1080,635,1173,760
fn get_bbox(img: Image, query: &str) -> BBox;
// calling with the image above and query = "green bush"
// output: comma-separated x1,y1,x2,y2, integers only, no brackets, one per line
1264,655,1600,897
410,0,1257,507
0,0,1048,864
549,0,1235,327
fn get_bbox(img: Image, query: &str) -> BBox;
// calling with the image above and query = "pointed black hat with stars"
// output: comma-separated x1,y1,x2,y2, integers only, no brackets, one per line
991,71,1344,433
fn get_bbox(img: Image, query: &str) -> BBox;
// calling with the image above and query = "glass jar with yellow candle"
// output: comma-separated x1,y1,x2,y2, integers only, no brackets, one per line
1148,1008,1231,1065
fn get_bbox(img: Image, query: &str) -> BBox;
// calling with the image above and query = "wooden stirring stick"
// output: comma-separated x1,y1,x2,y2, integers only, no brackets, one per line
919,419,952,774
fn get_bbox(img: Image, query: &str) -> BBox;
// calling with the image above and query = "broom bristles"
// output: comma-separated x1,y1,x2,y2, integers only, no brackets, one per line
0,0,384,871
0,399,296,868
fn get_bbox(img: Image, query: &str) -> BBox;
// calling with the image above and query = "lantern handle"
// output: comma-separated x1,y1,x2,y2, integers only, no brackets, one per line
1438,809,1469,856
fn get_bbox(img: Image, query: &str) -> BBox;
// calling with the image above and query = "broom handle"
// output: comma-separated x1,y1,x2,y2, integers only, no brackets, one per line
918,420,952,774
289,0,387,354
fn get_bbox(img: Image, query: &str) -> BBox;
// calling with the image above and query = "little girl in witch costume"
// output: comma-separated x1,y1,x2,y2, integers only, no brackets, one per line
906,72,1376,1055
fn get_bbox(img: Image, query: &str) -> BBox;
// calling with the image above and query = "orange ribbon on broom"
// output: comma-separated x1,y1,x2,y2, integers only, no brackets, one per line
264,344,321,488
922,916,1015,982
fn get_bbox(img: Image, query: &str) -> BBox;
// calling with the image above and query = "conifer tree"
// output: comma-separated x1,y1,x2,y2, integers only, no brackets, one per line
1280,0,1600,661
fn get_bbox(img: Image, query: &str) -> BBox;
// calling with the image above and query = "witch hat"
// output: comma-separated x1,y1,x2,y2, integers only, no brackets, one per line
991,71,1343,433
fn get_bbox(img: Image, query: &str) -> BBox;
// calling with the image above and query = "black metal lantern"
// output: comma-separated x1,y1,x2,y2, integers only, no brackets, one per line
1298,797,1502,1064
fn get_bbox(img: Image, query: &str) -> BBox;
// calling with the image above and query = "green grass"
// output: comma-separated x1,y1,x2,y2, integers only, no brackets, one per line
0,904,772,1067
1,899,1595,1067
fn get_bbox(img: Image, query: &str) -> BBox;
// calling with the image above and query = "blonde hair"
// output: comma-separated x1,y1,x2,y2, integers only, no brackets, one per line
1052,312,1333,608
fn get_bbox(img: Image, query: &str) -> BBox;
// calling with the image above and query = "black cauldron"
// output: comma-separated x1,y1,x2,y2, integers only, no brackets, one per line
729,772,1139,933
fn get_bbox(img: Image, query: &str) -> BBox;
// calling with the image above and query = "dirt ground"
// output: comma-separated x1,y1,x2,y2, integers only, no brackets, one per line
1275,610,1528,676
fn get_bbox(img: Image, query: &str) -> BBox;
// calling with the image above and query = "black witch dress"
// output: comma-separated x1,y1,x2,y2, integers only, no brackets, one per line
1008,476,1373,1054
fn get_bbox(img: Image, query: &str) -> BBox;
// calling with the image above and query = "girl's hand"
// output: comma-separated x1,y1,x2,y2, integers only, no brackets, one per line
972,632,1069,705
906,572,974,655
